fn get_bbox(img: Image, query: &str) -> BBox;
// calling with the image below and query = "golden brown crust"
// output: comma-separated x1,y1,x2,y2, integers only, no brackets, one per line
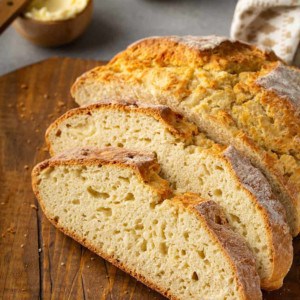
32,147,172,200
109,35,279,73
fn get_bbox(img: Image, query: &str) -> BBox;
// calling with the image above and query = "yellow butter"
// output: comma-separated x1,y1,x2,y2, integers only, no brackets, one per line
25,0,89,21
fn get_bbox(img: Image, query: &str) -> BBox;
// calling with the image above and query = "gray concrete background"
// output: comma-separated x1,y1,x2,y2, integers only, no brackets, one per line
0,0,238,75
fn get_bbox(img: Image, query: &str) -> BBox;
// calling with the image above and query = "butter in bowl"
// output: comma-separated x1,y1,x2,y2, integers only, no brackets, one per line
13,0,93,47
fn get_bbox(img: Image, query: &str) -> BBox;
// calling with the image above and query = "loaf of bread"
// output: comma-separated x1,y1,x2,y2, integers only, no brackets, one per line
32,147,262,300
45,101,292,290
71,35,300,237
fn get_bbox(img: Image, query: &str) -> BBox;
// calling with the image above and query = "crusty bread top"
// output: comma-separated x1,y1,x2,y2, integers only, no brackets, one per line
70,36,300,200
33,147,172,199
256,62,300,112
110,35,279,73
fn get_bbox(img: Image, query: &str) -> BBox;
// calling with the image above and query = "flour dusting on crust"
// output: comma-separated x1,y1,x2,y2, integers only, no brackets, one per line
169,35,229,51
256,63,300,109
129,35,273,54
129,35,230,51
224,146,288,225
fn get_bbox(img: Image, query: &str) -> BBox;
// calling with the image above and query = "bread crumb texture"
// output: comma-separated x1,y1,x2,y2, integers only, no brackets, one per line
32,147,261,300
45,101,293,290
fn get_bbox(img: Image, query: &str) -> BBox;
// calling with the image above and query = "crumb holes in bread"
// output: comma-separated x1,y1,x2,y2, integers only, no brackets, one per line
159,242,168,255
87,186,109,199
124,193,134,201
215,165,224,171
192,271,199,281
119,176,130,183
72,199,80,205
213,189,222,197
183,232,189,241
55,129,62,137
197,250,205,259
229,213,241,224
96,207,112,216
140,239,147,251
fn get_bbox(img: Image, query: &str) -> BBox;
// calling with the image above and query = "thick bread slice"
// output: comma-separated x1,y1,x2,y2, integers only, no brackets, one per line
71,35,300,237
32,147,262,300
45,101,293,290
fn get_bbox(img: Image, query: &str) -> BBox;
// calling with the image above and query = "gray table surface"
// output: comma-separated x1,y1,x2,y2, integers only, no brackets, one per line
0,0,239,76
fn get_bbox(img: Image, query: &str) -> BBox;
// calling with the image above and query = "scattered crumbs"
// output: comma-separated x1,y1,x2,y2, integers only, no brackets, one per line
90,257,95,261
42,146,48,153
48,114,54,119
19,102,24,107
1,202,5,205
26,139,31,144
20,114,25,119
20,84,28,90
30,204,38,210
1,232,5,238
38,248,42,253
21,288,26,291
24,165,29,170
24,233,27,237
87,265,90,268
124,291,129,294
24,264,28,268
61,262,65,266
43,94,49,99
106,275,110,278
35,128,40,133
21,244,24,248
7,227,16,235
57,100,65,107
7,103,12,108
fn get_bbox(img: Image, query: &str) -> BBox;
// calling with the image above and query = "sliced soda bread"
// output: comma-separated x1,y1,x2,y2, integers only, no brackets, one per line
32,147,262,300
45,101,293,290
71,35,300,237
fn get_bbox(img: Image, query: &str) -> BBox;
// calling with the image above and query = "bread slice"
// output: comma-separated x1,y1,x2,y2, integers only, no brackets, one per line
32,147,262,300
70,35,300,237
45,101,292,290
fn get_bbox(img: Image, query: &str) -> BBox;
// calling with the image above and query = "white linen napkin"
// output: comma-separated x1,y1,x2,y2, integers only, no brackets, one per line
231,0,300,64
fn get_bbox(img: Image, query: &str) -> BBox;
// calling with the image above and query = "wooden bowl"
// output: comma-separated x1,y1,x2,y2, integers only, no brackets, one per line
12,0,93,47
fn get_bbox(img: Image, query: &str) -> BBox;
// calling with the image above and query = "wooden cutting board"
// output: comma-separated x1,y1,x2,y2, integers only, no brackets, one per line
0,57,299,300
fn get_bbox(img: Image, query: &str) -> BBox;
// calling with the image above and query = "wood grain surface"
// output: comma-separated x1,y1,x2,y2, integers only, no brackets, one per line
0,57,299,300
